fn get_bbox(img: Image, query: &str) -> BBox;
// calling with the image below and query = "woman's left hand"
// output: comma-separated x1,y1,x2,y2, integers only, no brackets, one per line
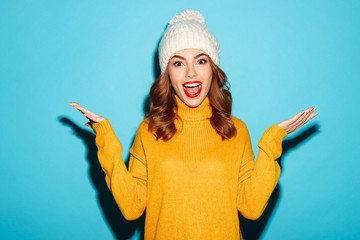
277,107,318,134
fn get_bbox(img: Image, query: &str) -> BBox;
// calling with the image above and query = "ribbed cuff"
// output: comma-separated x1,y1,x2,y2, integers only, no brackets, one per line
92,119,112,135
259,123,289,145
257,124,288,160
271,124,288,140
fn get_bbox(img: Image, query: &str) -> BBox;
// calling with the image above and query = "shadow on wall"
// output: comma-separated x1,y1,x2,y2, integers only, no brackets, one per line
59,117,145,240
239,123,320,240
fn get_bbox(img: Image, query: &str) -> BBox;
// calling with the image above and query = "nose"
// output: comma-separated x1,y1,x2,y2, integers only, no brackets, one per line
186,64,196,78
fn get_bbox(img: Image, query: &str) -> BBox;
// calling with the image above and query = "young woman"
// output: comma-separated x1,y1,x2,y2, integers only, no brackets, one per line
70,9,317,240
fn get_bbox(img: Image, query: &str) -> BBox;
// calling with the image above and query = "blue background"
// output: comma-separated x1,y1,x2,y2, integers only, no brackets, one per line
1,0,359,239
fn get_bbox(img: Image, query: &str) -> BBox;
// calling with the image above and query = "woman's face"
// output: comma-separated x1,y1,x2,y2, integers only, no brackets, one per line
168,48,213,108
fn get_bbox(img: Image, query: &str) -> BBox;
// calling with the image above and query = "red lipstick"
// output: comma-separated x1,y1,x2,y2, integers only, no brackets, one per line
183,81,202,98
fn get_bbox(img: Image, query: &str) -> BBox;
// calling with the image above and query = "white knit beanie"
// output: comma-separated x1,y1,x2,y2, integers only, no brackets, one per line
158,9,220,74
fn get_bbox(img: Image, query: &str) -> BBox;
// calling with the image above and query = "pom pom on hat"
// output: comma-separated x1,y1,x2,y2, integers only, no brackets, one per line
158,9,220,73
169,9,205,25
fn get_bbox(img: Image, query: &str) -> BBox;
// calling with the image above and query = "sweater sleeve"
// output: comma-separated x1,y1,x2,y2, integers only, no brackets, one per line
236,123,288,220
92,119,147,221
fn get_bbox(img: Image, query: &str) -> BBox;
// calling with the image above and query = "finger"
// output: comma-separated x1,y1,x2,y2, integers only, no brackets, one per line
84,122,92,127
278,110,307,133
301,111,318,124
70,102,86,114
70,102,83,109
290,106,316,127
70,102,97,116
305,112,318,124
288,110,306,125
298,107,316,126
293,112,312,130
294,111,318,131
287,106,314,126
70,103,88,113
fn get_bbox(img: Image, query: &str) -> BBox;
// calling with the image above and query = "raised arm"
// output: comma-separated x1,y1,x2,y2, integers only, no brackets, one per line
237,106,317,220
70,102,147,220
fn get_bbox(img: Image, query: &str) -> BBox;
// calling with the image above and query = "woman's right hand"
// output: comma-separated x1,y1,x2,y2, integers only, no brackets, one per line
70,102,106,127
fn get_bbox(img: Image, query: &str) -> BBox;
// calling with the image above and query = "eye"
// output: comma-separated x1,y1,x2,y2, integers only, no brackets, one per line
198,59,207,64
173,61,183,67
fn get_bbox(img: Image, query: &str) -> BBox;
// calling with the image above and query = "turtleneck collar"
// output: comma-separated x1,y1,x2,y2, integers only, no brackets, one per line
175,94,212,121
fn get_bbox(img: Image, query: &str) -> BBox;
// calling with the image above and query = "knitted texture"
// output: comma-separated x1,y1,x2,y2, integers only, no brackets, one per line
158,9,220,73
92,96,288,239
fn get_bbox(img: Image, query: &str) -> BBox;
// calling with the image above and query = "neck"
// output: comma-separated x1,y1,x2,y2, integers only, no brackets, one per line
175,95,212,121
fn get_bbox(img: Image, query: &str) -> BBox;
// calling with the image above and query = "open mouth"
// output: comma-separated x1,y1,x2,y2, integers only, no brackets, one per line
183,81,202,98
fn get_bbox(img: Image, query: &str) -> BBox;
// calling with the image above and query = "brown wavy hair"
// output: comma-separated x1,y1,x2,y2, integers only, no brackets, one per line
145,58,237,141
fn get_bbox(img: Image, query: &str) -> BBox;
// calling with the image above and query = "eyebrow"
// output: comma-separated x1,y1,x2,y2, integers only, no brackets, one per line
170,53,208,60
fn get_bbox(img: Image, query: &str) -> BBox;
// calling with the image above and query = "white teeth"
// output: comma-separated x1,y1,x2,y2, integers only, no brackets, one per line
183,83,201,88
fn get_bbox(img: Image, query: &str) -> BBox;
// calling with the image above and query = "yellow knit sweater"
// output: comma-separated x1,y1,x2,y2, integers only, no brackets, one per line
92,96,288,240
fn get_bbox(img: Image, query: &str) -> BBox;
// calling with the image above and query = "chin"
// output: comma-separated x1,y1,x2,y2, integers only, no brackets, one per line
182,96,205,108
